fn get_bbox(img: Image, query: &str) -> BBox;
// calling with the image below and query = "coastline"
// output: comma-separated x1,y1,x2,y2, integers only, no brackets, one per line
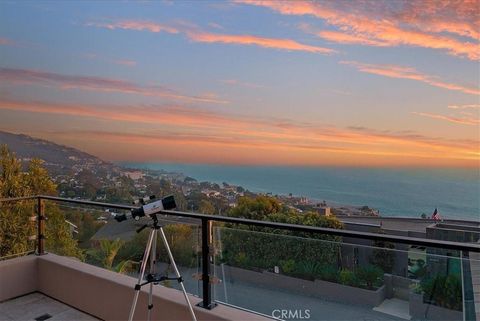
119,166,378,218
119,162,479,221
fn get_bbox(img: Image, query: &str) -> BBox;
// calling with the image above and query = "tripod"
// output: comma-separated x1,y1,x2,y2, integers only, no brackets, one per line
128,215,197,321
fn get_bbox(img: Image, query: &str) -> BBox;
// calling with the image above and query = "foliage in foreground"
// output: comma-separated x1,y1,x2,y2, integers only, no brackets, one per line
420,274,462,311
86,239,138,273
0,145,83,259
221,196,343,274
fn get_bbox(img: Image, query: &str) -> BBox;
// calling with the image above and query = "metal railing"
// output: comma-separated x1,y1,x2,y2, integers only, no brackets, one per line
1,194,479,311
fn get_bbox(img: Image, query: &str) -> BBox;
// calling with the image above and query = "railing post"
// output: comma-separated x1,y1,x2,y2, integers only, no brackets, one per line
461,250,475,321
198,218,215,309
36,197,45,255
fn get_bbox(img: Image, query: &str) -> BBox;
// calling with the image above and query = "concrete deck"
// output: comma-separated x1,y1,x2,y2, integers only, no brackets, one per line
0,293,99,321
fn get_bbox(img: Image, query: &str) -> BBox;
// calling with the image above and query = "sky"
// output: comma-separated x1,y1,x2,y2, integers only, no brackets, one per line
0,0,478,167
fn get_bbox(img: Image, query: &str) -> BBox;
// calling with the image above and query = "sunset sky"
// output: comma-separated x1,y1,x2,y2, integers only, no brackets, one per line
0,0,478,167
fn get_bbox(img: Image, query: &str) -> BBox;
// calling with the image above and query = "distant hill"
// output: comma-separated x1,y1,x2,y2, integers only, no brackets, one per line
0,131,116,175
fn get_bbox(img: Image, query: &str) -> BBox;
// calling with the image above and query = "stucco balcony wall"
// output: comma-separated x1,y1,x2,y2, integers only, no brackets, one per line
0,254,270,321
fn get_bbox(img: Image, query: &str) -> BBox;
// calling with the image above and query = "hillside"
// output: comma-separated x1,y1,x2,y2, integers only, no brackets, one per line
0,131,116,175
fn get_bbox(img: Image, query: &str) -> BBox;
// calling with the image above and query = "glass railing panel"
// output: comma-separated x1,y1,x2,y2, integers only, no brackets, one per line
43,200,202,297
44,201,110,260
0,199,37,260
146,215,202,298
212,225,475,321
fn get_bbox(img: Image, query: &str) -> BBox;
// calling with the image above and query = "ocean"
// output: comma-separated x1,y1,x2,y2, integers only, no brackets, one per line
121,163,480,221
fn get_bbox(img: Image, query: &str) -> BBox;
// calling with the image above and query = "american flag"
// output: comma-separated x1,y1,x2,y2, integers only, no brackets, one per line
432,208,440,220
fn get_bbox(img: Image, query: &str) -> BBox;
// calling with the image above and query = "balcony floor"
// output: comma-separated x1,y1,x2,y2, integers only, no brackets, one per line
0,293,100,321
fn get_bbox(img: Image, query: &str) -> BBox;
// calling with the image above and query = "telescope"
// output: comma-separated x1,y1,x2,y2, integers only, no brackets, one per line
114,195,176,222
114,195,197,321
114,193,197,321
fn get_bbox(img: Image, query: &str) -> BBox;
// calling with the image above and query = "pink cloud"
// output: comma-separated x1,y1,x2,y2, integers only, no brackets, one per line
237,0,479,60
0,67,227,104
308,29,389,47
414,101,480,126
81,53,137,67
448,104,480,109
185,30,335,54
86,20,179,34
0,37,14,46
1,97,477,166
208,22,224,30
113,59,137,67
396,0,479,40
340,61,479,95
412,112,480,126
88,18,335,54
221,79,265,89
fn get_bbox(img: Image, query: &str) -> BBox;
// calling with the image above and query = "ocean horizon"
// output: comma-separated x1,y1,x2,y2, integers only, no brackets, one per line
120,162,479,221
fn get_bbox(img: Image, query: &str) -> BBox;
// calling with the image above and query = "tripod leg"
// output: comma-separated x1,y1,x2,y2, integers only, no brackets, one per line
128,228,155,321
147,229,157,321
159,227,198,321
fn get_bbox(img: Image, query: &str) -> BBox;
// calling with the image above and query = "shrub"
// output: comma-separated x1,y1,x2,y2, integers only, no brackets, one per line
295,261,322,279
369,236,395,273
234,252,248,268
411,259,427,279
338,269,358,287
116,224,198,268
420,275,462,311
318,264,338,282
221,227,340,272
356,265,383,290
280,259,296,274
221,196,343,272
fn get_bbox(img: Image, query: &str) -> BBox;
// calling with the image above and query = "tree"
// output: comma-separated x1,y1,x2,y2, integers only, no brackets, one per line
160,224,197,267
199,199,215,214
0,146,33,257
0,145,83,259
45,203,84,259
229,196,282,221
171,191,188,211
186,191,210,211
25,158,57,195
87,239,137,273
0,202,33,257
116,224,198,269
0,145,27,198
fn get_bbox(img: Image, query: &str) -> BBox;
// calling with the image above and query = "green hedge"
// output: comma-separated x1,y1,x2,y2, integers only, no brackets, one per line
420,275,462,311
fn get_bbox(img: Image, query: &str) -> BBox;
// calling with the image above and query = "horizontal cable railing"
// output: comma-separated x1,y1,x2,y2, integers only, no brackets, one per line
1,194,479,311
33,195,480,253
